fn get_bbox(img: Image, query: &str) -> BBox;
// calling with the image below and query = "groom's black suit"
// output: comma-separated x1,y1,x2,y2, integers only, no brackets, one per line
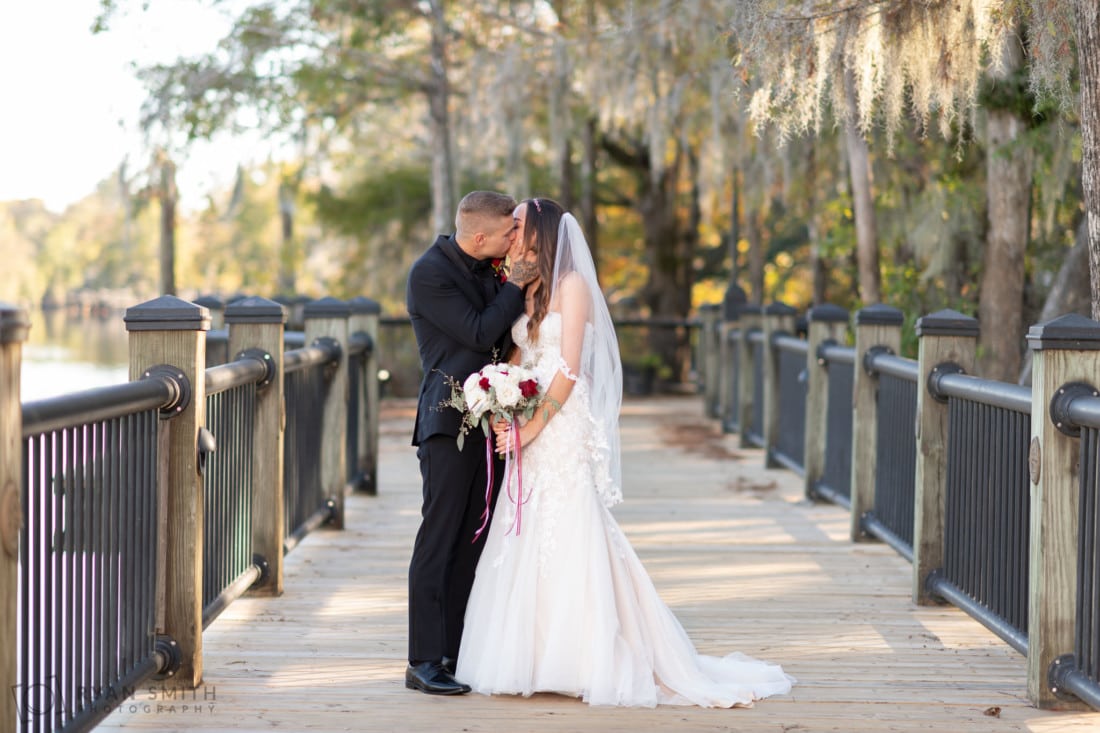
406,234,525,665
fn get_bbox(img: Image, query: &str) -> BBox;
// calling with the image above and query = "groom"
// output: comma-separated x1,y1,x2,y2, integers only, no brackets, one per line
405,190,537,695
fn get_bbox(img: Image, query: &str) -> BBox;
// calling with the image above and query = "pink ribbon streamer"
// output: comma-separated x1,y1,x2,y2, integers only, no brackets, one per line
470,419,530,542
471,435,494,543
504,421,531,536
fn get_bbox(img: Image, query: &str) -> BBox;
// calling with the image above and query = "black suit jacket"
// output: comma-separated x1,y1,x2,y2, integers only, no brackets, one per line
407,235,525,446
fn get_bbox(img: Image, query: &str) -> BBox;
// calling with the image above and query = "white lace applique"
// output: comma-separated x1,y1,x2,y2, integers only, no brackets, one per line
557,356,579,382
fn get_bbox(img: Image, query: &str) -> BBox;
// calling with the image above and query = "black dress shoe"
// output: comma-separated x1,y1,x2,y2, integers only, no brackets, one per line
405,661,471,695
441,656,456,675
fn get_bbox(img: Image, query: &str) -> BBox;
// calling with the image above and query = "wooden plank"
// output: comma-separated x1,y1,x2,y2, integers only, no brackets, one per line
96,396,1098,732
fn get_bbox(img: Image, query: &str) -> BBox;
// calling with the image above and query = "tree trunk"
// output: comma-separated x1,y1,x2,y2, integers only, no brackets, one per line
1018,218,1091,384
159,156,177,296
581,115,598,272
729,163,740,282
427,0,455,236
746,205,765,301
639,144,695,376
843,68,881,304
278,177,297,295
806,141,827,305
559,137,574,213
978,33,1032,382
1075,1,1100,319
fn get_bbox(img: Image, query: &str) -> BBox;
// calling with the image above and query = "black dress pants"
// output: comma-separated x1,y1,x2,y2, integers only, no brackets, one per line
407,433,500,664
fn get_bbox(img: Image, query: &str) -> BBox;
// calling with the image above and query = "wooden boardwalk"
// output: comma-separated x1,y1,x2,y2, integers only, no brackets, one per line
97,396,1097,732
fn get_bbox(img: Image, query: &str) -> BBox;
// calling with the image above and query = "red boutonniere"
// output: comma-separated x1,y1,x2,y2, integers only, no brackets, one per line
491,257,508,283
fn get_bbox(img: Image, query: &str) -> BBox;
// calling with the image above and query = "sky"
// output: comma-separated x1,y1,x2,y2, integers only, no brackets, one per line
0,1,267,212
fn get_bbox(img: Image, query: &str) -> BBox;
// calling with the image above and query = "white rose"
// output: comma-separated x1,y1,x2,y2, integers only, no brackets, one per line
462,372,490,416
463,371,484,394
466,393,490,417
485,366,510,390
494,380,522,409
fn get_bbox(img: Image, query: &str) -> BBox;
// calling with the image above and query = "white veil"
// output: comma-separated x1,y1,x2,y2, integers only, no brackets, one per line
551,212,623,506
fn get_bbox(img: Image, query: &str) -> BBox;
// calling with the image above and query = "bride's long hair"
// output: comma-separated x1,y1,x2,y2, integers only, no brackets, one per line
520,197,564,343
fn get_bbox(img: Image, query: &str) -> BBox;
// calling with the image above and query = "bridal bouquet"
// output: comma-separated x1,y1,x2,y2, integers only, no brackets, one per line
441,362,549,539
444,362,543,451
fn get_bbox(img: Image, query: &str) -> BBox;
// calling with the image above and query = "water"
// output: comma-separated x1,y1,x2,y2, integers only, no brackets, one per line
19,309,130,402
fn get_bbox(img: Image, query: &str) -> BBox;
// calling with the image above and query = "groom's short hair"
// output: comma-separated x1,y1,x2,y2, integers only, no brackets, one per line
455,190,517,236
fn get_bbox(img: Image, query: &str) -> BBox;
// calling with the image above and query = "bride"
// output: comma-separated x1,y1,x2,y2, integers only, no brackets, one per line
455,197,794,707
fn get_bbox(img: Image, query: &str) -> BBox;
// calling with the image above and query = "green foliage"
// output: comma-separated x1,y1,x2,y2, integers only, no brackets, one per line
312,165,431,239
978,66,1057,128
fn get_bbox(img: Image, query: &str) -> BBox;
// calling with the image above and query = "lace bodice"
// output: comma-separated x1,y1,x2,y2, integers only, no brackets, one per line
512,312,573,388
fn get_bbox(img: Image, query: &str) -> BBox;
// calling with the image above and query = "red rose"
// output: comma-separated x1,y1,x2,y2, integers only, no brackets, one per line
479,376,491,391
519,379,538,398
491,257,507,283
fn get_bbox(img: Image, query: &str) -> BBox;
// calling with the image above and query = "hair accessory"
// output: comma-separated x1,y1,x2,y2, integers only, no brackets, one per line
532,198,541,213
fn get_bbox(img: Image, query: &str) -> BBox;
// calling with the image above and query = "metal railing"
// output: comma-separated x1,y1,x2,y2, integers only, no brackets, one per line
200,355,272,629
19,376,184,733
282,340,341,553
928,375,1032,653
772,334,807,473
863,352,920,559
697,301,1100,711
743,328,765,447
721,328,741,433
815,343,855,507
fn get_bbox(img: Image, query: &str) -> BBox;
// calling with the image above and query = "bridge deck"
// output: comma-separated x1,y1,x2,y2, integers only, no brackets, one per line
97,396,1096,732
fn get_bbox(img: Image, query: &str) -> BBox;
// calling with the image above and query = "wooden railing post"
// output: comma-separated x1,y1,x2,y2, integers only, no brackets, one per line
349,296,381,495
0,303,29,732
912,309,978,605
717,305,740,434
194,295,226,330
699,303,721,416
803,304,849,500
225,296,287,597
195,295,227,367
762,302,797,468
304,297,350,529
124,295,210,687
737,304,763,448
850,304,903,543
1026,314,1100,709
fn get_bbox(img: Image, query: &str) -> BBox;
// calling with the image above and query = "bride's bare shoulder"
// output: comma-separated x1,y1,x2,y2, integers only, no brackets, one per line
558,271,588,296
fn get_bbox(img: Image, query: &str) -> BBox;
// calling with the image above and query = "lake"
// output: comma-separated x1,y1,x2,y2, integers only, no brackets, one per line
19,309,130,402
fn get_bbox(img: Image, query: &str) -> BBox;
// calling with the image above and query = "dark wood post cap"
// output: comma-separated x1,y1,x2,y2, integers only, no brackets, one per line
304,297,351,319
0,302,30,343
1026,313,1100,351
225,296,288,325
347,297,381,315
915,309,979,338
124,295,211,332
807,304,849,324
855,303,903,326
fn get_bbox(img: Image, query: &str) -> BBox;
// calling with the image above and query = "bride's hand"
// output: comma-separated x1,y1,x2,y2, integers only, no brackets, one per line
495,422,537,454
491,417,510,436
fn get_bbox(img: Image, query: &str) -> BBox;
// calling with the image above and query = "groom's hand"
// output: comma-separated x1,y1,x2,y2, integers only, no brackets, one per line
508,256,538,288
506,240,538,288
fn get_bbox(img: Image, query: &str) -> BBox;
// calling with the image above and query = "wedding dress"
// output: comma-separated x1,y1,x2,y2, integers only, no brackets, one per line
455,311,795,707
